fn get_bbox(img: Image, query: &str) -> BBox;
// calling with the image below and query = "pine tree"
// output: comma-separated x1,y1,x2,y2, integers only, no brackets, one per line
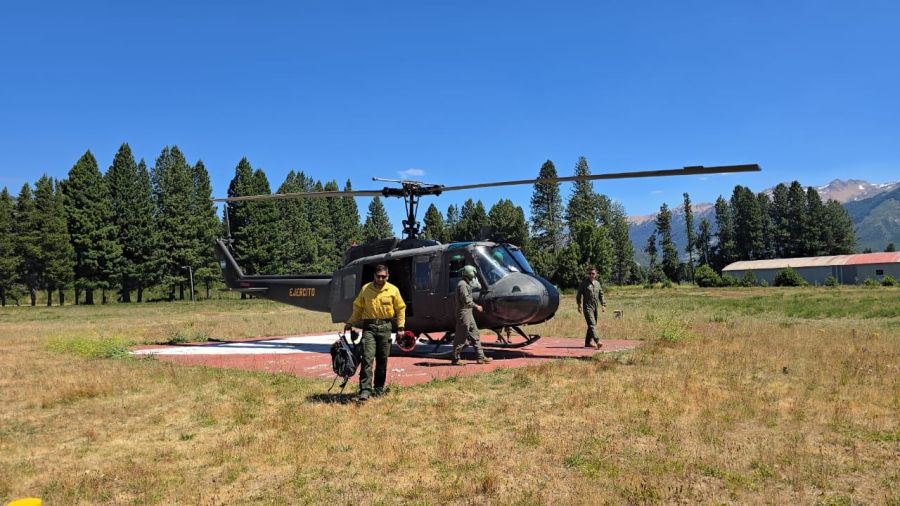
645,231,658,268
785,181,807,257
697,218,713,266
250,168,284,274
609,201,634,285
487,199,529,247
530,160,563,253
769,183,791,258
823,199,856,254
363,196,393,242
571,222,613,282
886,243,896,252
445,204,459,241
303,179,334,272
456,199,487,241
227,157,256,276
14,184,40,305
277,171,317,273
712,196,736,271
134,160,159,301
803,187,825,256
596,194,613,227
754,192,774,259
565,156,598,231
325,180,360,269
35,176,74,305
731,185,765,260
0,188,19,306
333,179,361,257
682,193,696,281
192,160,221,298
422,203,446,242
226,158,282,277
152,146,198,299
106,143,159,302
64,150,121,304
553,243,582,289
656,203,679,282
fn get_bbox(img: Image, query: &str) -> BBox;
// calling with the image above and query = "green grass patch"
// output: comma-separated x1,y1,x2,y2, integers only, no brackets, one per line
45,334,132,359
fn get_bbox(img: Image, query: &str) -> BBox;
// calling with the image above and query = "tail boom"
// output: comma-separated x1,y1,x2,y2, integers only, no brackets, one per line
215,239,332,313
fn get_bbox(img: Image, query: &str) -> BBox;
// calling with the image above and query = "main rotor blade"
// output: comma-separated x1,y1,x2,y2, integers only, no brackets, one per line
212,189,383,203
439,164,760,192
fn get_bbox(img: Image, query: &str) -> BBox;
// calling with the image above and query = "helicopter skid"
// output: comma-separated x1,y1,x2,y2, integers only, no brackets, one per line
418,327,540,351
482,334,540,349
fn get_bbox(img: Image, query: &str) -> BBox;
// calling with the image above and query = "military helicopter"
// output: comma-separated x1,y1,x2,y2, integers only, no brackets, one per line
213,163,760,351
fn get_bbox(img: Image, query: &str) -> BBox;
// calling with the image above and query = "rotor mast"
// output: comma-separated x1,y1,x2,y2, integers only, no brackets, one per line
373,178,443,239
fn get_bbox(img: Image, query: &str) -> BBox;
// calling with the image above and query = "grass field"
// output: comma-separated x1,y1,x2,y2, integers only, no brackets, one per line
1,287,898,504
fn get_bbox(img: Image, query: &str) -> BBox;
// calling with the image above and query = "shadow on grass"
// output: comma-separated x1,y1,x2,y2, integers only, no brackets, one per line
306,392,358,404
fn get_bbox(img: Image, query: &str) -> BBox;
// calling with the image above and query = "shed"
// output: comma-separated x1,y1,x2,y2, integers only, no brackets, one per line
722,252,900,285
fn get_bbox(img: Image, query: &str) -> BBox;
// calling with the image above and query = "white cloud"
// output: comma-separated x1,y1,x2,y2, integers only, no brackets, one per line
651,190,663,194
398,168,425,179
698,176,709,181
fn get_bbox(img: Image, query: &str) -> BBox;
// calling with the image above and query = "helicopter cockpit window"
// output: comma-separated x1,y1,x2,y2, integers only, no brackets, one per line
414,257,431,291
473,246,512,285
504,244,534,274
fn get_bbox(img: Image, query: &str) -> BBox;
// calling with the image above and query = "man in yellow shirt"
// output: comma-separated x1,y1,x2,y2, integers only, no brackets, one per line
344,264,407,402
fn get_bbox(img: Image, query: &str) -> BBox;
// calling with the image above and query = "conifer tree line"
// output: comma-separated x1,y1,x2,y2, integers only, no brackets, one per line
1,152,645,305
644,181,857,284
0,144,222,306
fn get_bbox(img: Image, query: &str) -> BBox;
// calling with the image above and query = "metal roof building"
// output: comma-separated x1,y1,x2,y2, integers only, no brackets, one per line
722,252,900,285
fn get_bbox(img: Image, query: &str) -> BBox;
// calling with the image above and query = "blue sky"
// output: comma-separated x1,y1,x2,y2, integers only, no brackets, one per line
2,1,898,230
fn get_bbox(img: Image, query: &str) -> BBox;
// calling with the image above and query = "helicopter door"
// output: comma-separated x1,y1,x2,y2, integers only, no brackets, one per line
411,256,438,324
330,266,360,323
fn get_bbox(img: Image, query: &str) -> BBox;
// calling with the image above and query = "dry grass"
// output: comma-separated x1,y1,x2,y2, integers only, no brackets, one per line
1,288,898,504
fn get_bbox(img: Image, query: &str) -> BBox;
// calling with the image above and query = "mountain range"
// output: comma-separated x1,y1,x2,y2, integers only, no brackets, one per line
628,179,899,264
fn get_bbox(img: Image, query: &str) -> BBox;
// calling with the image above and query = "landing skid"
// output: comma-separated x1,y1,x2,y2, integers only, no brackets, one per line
416,327,540,352
486,326,541,349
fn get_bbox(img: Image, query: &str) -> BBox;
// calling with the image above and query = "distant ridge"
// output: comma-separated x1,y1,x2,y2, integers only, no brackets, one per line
628,178,899,264
762,178,899,204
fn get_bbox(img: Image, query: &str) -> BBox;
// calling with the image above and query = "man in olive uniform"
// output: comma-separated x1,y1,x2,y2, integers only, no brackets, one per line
344,264,406,402
452,265,492,365
576,266,606,349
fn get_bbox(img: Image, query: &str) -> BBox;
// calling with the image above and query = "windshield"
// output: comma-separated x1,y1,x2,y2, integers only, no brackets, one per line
473,246,512,285
504,244,534,274
474,246,531,285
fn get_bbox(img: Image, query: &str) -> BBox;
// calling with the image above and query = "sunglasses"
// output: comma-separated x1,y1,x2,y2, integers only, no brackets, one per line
375,274,388,279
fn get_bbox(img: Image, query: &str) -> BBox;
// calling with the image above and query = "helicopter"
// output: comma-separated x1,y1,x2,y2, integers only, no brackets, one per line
213,163,760,351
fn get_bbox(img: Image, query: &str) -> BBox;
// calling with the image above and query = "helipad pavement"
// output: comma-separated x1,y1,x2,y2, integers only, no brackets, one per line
132,333,642,386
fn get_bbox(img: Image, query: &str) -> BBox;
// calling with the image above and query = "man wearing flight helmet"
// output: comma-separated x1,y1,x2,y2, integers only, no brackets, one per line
451,264,493,365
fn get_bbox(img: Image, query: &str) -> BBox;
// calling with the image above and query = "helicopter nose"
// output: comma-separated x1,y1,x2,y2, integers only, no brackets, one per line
533,275,560,322
486,273,559,325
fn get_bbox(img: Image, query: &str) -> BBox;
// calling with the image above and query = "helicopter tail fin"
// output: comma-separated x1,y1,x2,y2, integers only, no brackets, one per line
215,239,246,289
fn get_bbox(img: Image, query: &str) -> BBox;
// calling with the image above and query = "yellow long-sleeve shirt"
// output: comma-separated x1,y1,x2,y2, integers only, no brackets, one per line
348,281,406,328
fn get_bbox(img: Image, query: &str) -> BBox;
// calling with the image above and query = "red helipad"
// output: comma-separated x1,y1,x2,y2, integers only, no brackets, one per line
133,333,642,386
